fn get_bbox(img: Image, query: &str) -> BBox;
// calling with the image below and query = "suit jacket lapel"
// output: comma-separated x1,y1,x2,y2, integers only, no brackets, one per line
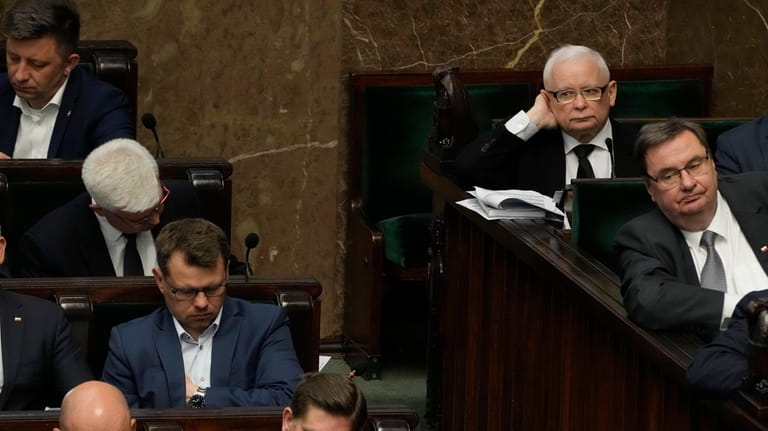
154,310,186,407
0,291,23,410
721,178,768,273
0,83,20,156
74,195,116,276
211,298,239,386
48,68,81,158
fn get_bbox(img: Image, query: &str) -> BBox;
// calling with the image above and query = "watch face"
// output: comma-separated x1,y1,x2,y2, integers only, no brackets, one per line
189,394,206,409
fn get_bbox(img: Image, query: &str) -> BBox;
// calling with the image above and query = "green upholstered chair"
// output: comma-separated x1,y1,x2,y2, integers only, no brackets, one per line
345,72,531,377
612,79,707,118
570,178,656,274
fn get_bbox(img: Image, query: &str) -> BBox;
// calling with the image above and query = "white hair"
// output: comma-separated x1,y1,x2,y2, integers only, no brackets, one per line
542,44,610,89
81,138,161,214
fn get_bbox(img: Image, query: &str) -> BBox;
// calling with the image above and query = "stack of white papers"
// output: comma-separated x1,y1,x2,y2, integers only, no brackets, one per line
457,187,564,221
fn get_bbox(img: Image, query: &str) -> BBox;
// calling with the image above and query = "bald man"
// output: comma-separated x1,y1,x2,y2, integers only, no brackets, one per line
54,381,135,431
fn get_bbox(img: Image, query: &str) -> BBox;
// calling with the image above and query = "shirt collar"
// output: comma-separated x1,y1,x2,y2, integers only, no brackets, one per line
562,119,613,154
93,204,125,243
681,191,728,247
174,302,224,343
12,74,70,115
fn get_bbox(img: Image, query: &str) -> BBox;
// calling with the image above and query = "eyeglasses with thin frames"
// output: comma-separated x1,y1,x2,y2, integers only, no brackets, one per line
164,277,227,301
547,84,610,104
646,155,711,190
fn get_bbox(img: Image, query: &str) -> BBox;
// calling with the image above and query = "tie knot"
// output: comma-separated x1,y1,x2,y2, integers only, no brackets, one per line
573,144,595,160
700,230,718,248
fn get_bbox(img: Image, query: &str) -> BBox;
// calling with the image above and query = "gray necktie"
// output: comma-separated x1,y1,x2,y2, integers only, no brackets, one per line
700,230,727,292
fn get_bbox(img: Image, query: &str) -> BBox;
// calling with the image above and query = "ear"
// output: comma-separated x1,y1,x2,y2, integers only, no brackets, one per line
152,267,165,292
130,418,137,431
281,407,294,431
0,236,7,265
63,53,80,76
606,80,617,107
644,180,657,202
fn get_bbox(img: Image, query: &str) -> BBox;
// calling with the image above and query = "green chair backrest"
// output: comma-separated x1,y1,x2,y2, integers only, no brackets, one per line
613,79,706,118
361,82,531,223
571,178,656,273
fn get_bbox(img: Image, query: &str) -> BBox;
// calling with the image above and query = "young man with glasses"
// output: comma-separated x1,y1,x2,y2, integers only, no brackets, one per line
17,138,198,277
454,44,642,196
615,118,768,339
102,218,303,408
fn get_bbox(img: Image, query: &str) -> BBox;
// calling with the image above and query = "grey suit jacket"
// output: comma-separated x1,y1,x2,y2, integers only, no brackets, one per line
615,172,768,337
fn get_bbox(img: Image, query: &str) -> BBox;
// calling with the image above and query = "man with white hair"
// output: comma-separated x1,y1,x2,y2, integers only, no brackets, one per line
455,44,641,196
17,138,198,277
54,381,135,431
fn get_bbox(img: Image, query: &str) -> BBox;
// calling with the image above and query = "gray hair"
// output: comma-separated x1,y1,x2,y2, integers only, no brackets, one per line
82,139,161,214
2,0,80,57
542,44,610,89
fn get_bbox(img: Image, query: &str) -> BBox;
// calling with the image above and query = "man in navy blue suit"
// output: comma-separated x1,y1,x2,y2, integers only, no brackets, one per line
0,0,133,159
102,218,303,408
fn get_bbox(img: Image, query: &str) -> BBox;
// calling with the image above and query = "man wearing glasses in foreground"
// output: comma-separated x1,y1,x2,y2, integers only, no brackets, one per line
454,44,641,195
615,118,768,340
17,138,198,276
102,218,302,407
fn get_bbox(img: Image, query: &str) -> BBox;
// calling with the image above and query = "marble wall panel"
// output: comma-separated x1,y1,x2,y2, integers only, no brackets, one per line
4,0,768,342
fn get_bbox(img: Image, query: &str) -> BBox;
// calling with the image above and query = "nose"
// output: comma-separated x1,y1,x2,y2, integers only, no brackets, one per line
572,92,588,109
678,168,697,190
192,290,209,308
12,62,29,82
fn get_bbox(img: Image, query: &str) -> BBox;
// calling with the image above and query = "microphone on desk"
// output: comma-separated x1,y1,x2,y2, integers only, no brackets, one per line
141,113,165,159
244,233,260,282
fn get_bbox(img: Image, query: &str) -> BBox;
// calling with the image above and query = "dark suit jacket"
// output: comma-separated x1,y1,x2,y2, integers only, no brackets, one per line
715,114,768,175
453,118,641,196
0,289,92,410
615,172,768,336
17,180,199,277
686,289,768,396
0,67,134,159
101,297,303,408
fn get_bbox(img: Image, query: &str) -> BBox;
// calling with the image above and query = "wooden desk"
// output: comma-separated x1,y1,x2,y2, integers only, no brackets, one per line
422,164,768,430
0,405,419,430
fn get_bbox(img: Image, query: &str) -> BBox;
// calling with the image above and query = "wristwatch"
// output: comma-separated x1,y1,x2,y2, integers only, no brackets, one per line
187,386,207,408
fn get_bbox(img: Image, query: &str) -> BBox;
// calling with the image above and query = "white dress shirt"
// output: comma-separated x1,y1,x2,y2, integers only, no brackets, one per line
174,305,223,388
505,110,614,183
681,192,768,324
94,211,156,276
12,75,70,159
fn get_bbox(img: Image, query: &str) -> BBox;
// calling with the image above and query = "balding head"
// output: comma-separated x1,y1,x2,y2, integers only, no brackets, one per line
54,381,135,431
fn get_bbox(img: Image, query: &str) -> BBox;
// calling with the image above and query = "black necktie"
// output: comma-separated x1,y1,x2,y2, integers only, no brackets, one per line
123,233,143,276
573,145,595,179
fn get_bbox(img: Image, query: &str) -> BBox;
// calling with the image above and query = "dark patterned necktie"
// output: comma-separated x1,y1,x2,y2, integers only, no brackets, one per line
573,145,595,179
700,230,727,292
123,233,143,276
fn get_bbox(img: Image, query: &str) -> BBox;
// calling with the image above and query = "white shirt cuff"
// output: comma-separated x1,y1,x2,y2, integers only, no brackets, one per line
504,110,540,141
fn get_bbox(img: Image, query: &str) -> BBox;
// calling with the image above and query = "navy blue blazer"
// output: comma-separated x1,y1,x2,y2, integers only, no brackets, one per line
101,297,303,408
16,180,199,277
0,67,134,159
686,289,768,395
615,172,768,337
453,118,641,196
0,289,92,410
715,114,768,175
